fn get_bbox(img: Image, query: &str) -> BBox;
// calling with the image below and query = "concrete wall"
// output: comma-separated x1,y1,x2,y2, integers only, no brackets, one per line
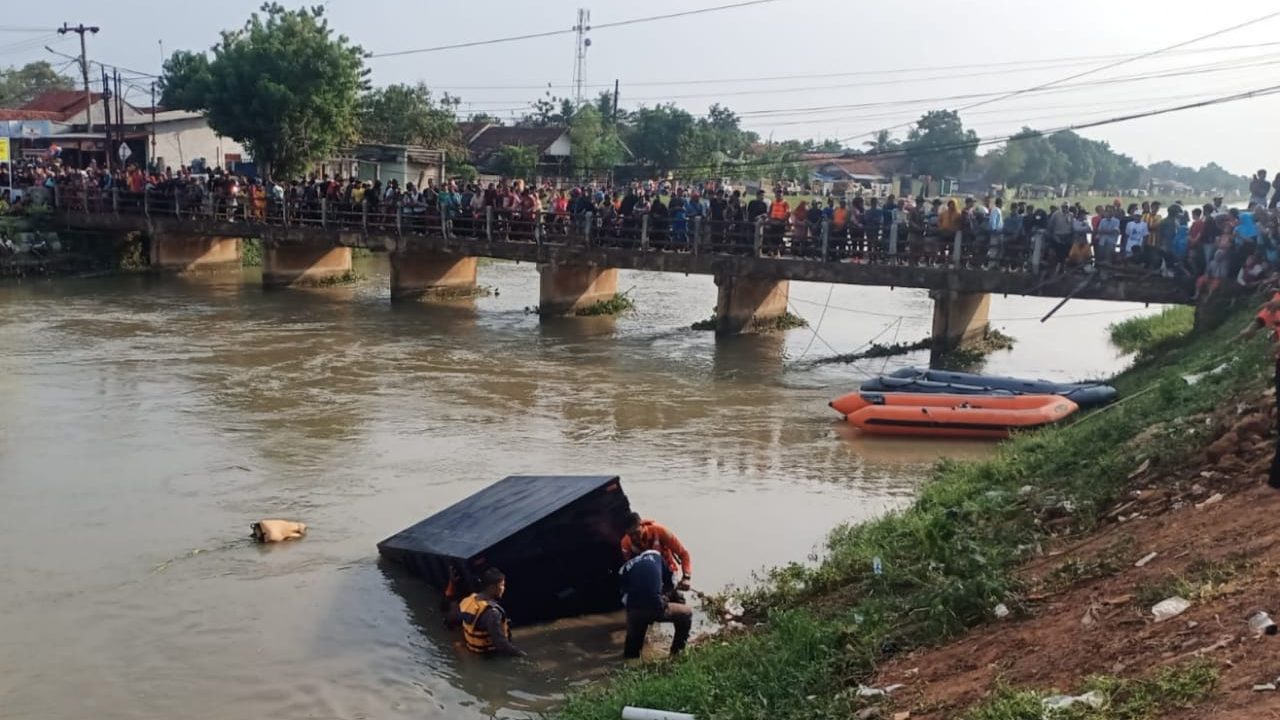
930,290,992,352
390,251,477,300
151,117,245,171
714,274,790,336
538,265,618,315
150,234,241,273
262,245,352,288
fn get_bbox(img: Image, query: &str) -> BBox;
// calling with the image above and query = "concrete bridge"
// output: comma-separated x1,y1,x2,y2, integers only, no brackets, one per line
51,197,1190,352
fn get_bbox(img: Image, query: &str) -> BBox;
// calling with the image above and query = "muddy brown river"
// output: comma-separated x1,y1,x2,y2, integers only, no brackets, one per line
0,257,1154,719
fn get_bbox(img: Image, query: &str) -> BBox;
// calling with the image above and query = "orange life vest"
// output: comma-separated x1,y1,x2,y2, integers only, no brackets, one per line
769,200,790,220
459,594,511,655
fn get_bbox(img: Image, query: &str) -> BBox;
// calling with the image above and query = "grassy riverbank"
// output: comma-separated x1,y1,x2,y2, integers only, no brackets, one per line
559,303,1269,720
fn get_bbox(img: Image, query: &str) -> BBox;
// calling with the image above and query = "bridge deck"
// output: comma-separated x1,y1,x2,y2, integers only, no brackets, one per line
54,209,1190,306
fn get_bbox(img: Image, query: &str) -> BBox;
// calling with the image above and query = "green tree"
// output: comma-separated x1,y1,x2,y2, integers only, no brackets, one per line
862,129,898,154
0,61,76,107
522,95,575,127
903,110,978,177
568,105,623,177
158,3,368,179
493,144,538,179
358,82,466,161
157,50,212,110
623,104,698,173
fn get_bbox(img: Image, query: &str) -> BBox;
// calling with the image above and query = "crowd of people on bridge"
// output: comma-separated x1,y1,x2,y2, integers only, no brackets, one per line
7,156,1280,298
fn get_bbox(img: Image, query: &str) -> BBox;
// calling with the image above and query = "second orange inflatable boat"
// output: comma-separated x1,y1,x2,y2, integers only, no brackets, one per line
829,391,1079,439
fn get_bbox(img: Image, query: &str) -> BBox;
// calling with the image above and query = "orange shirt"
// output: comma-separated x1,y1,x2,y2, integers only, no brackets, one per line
938,208,963,233
833,207,849,228
769,199,790,220
620,519,692,575
1257,292,1280,342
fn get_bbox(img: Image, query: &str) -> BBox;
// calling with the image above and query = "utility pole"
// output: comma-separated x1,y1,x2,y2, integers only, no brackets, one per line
571,8,590,107
612,79,619,123
150,82,157,170
100,66,112,171
58,23,100,133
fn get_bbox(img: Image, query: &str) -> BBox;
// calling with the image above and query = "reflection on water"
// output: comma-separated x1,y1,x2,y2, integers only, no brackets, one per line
0,256,1154,719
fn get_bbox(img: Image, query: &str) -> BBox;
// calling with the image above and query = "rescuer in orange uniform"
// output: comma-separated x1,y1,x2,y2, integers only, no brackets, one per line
620,512,693,597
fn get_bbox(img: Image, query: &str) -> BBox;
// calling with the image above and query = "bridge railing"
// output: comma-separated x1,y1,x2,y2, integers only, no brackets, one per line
50,185,1063,272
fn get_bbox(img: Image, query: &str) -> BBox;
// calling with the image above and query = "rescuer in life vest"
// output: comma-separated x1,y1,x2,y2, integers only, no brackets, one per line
620,512,693,601
458,567,526,657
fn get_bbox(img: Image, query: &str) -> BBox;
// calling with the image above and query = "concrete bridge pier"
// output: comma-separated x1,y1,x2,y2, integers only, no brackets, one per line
150,233,242,273
390,249,478,300
262,244,353,288
930,290,992,358
713,272,790,336
538,264,619,316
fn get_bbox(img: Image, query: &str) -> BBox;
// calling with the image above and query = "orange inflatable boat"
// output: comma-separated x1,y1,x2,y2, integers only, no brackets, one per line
829,391,1079,439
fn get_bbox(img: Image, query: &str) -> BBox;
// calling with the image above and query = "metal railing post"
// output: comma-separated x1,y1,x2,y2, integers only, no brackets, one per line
692,216,702,256
583,212,592,247
485,206,493,241
952,231,963,266
361,199,368,231
441,207,450,238
754,218,765,258
640,214,650,251
395,205,402,235
534,214,543,247
111,187,119,214
1032,232,1043,274
888,212,899,257
142,189,148,217
820,219,830,261
320,198,328,229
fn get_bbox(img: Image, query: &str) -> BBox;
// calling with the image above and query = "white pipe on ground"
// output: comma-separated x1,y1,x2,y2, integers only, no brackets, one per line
621,707,696,720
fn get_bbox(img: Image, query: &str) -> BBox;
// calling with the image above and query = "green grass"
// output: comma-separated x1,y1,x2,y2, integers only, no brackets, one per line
963,661,1218,720
557,299,1268,720
575,293,636,317
1109,307,1195,356
1132,554,1251,607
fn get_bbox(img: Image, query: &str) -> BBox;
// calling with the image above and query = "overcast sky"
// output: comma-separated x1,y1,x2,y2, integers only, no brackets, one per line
4,0,1279,175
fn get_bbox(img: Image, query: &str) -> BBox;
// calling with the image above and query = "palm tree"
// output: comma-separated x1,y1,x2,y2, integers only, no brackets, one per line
863,129,898,155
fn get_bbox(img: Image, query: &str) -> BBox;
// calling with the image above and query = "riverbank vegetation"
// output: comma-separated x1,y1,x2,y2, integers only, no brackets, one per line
1109,306,1194,356
688,311,808,332
575,293,636,317
558,304,1267,720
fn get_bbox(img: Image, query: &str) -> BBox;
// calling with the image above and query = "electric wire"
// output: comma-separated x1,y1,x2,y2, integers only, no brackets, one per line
369,0,781,58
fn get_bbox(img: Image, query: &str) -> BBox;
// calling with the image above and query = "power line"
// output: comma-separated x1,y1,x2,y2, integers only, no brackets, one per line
433,53,1280,120
369,0,781,58
411,39,1280,92
957,8,1280,114
839,9,1280,145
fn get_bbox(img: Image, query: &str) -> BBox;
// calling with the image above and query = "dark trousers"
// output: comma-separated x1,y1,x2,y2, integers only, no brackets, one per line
1270,362,1280,489
623,603,692,659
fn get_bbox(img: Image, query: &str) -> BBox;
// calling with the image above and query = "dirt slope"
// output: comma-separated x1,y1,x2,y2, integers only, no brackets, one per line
871,392,1280,719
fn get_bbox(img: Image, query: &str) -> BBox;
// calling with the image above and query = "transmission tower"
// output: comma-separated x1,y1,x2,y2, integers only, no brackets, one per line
571,8,591,107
